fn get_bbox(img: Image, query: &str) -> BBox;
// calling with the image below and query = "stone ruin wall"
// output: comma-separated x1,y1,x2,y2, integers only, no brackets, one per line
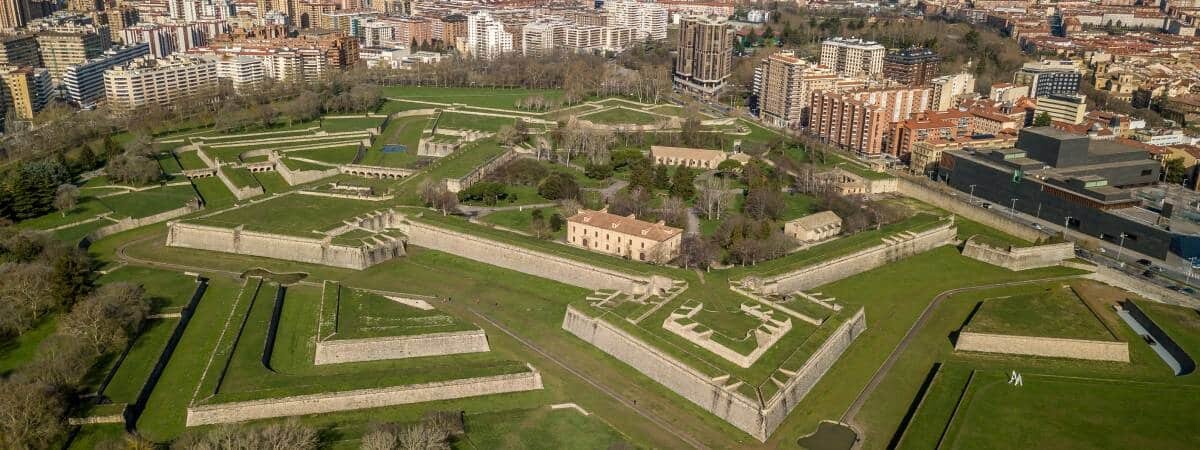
166,222,403,270
185,369,543,426
955,332,1130,362
895,178,1044,242
314,330,490,365
756,221,957,295
400,218,675,295
961,239,1075,271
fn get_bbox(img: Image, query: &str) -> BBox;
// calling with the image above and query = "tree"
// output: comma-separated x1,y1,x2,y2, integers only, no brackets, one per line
549,213,565,232
652,164,671,190
608,187,651,219
457,182,508,206
656,197,689,228
1033,111,1052,126
0,380,65,450
584,162,613,180
59,282,150,356
610,148,644,170
669,166,696,200
530,209,550,239
172,419,319,450
77,145,99,171
494,125,522,147
716,159,742,175
679,235,716,269
537,173,579,200
53,184,78,217
0,262,57,336
697,176,733,221
106,153,161,186
1164,158,1188,184
558,198,582,217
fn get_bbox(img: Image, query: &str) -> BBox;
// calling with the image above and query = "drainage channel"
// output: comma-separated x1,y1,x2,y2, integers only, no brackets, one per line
1116,301,1195,376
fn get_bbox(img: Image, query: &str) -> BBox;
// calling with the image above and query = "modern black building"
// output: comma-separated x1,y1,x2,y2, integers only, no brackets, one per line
940,127,1200,259
883,47,940,86
1014,60,1081,99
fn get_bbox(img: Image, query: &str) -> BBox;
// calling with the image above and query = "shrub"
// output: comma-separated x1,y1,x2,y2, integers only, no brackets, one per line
584,162,613,180
537,173,579,200
456,181,508,206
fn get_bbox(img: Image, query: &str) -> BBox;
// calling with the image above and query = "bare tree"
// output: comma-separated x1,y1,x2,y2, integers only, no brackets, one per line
0,380,65,450
59,282,150,355
558,198,582,217
680,235,716,269
657,197,689,228
173,419,318,450
53,184,79,217
697,176,733,221
0,262,57,335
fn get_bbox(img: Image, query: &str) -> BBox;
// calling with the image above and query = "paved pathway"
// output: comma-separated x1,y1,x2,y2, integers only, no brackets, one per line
840,275,1082,431
458,202,558,217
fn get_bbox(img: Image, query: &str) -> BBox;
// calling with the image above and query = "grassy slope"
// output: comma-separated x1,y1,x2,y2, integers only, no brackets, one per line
964,284,1114,340
190,194,384,237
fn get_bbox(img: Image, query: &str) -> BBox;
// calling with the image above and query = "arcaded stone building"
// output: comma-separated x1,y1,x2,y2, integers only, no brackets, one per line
650,145,748,170
784,211,842,243
567,209,683,263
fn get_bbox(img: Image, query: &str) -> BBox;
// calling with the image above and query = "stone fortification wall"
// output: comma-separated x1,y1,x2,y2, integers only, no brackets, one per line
961,238,1075,271
188,146,216,168
165,222,403,270
955,332,1129,362
562,306,867,441
895,178,1044,242
215,167,265,200
86,202,202,242
297,190,394,202
444,147,518,193
400,217,674,295
340,164,415,180
391,109,440,118
759,308,866,436
273,152,340,185
186,369,542,426
314,330,490,364
750,221,956,295
1083,266,1199,308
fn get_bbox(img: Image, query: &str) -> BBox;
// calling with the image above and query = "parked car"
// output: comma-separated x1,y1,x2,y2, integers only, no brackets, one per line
1137,259,1153,266
980,203,992,209
1031,223,1044,230
1183,287,1197,295
1142,270,1156,278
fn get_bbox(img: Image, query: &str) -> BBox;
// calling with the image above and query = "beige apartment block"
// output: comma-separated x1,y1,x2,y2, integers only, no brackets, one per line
566,209,683,263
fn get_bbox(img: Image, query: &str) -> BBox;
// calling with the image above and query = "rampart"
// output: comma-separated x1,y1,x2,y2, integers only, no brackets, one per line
562,306,866,441
185,369,542,426
895,178,1044,242
961,238,1075,271
340,164,415,180
743,220,957,295
86,201,202,242
314,329,490,364
444,147,519,193
272,151,340,185
399,216,675,295
165,221,404,270
1083,265,1199,308
955,332,1129,362
216,166,265,200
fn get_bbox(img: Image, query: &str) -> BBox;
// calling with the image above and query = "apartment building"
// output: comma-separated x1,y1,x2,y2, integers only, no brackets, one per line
808,87,932,157
929,72,975,111
0,0,30,31
103,55,218,113
106,7,139,43
465,11,512,59
820,37,885,80
908,133,1018,176
37,26,110,80
566,208,683,263
0,65,50,119
61,43,150,107
1036,93,1088,125
883,47,940,86
604,0,667,40
0,33,40,67
889,109,976,159
1014,60,1082,98
214,55,264,91
753,51,850,128
122,23,207,58
674,15,732,96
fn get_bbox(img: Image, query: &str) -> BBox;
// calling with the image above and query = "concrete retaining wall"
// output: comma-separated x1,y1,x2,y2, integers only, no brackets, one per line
165,222,404,270
955,331,1129,362
749,221,956,295
1083,266,1199,308
185,369,542,426
562,306,866,441
216,167,265,200
895,178,1043,242
87,201,202,242
444,147,518,193
400,217,674,295
961,239,1075,271
314,329,490,364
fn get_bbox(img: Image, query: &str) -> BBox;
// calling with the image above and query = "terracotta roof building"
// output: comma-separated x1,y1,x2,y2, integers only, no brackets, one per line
567,209,683,263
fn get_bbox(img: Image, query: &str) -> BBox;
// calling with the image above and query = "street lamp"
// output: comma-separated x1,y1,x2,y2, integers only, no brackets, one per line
1116,233,1128,262
969,184,977,205
1009,198,1018,219
1063,215,1072,231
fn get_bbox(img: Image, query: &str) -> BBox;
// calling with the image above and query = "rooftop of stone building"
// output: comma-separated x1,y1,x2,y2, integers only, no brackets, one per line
567,209,683,242
650,145,729,161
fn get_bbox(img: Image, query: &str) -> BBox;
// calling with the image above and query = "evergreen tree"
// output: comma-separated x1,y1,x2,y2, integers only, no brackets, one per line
78,146,98,172
653,165,671,190
670,166,696,200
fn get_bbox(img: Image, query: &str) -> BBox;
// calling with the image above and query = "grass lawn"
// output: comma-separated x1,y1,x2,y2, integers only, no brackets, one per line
462,184,549,208
99,184,197,219
940,371,1200,450
963,284,1115,340
435,111,515,132
460,408,629,449
98,318,177,404
220,167,259,189
321,116,385,133
322,283,476,340
376,99,439,115
156,152,183,173
382,86,563,110
174,150,209,170
0,315,57,376
359,115,430,168
53,219,110,243
428,139,507,180
479,207,566,240
253,171,292,193
16,196,112,230
780,193,819,221
957,217,1034,248
287,145,360,165
99,266,198,311
579,107,661,126
282,157,334,172
1132,300,1200,358
67,424,127,450
191,177,235,209
189,193,385,237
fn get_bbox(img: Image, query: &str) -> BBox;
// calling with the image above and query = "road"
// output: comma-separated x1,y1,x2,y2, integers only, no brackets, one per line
840,275,1082,430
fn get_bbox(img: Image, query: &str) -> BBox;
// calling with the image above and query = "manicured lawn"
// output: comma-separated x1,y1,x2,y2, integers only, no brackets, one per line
321,116,385,133
462,408,630,449
53,219,110,243
16,196,112,230
435,111,515,132
377,99,439,114
281,157,334,172
287,145,360,165
156,152,183,173
189,193,386,237
99,184,197,219
323,283,476,340
429,139,508,179
382,86,563,110
359,115,430,168
963,284,1115,340
99,266,198,311
0,315,57,376
479,207,566,239
67,424,127,450
220,167,259,189
780,193,819,221
191,177,235,208
174,150,209,170
1133,300,1200,358
579,107,661,125
957,217,1034,248
940,372,1200,450
253,171,292,193
99,318,177,404
894,363,974,449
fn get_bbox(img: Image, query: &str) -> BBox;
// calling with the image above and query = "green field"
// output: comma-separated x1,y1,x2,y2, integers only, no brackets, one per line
0,315,57,376
252,171,291,193
174,150,208,170
435,111,516,132
15,195,112,230
191,177,235,208
220,167,259,189
579,107,662,125
286,145,360,165
98,184,196,219
98,266,198,312
382,86,564,110
963,284,1115,340
189,193,386,237
430,139,508,180
479,207,566,239
321,282,477,340
359,114,430,168
321,116,385,132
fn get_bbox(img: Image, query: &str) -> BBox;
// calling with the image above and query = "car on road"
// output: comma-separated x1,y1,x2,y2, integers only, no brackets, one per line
1183,287,1197,295
1031,223,1043,230
980,203,992,209
1137,259,1153,266
1142,270,1156,278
